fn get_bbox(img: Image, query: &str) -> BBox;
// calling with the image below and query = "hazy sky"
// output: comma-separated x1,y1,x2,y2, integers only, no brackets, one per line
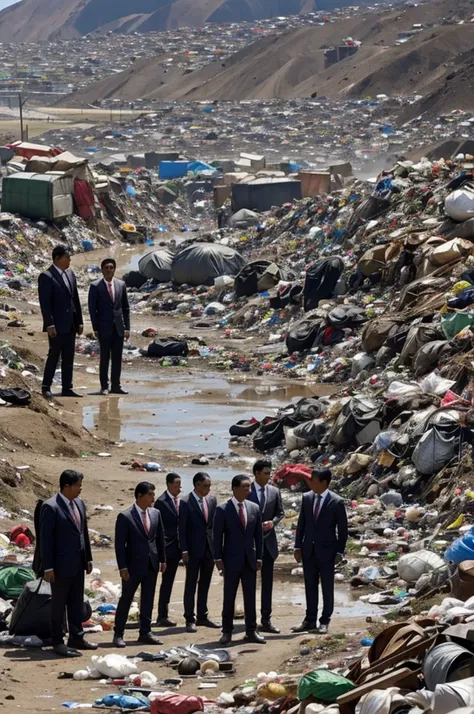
0,0,18,8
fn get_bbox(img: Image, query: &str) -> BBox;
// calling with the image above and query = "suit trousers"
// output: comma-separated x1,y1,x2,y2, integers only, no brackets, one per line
157,557,180,619
99,327,124,390
183,551,214,623
42,331,76,391
260,550,275,622
114,564,158,637
302,553,335,626
222,563,257,635
51,570,85,646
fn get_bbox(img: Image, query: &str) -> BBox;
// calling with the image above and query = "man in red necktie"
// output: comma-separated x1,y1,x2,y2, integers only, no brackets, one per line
39,470,95,657
213,475,265,646
88,258,130,396
113,482,167,648
292,470,348,635
179,473,219,633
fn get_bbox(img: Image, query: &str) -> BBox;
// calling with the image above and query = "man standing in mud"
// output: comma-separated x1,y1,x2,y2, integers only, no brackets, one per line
38,245,83,400
179,472,219,633
214,474,265,645
40,470,96,657
292,469,348,634
113,481,166,647
247,459,284,633
88,258,130,395
155,472,182,627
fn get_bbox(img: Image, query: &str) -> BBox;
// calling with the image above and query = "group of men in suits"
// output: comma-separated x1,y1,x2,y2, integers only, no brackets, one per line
38,245,130,399
38,463,348,657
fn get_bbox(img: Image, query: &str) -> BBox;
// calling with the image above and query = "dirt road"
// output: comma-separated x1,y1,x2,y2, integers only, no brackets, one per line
0,248,370,712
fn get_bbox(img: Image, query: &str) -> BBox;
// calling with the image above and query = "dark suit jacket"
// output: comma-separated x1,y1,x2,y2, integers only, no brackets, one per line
115,506,166,578
179,493,216,559
88,277,130,338
213,499,263,571
40,494,92,578
295,490,348,563
38,265,83,334
247,482,284,561
155,492,180,561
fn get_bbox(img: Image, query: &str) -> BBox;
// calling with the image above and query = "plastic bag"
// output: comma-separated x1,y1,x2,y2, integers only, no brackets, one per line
0,566,35,599
151,694,204,714
420,373,456,396
297,669,354,703
91,654,138,678
397,550,445,582
445,187,474,222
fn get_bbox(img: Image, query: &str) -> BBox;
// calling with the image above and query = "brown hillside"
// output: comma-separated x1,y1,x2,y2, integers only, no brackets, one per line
62,1,474,107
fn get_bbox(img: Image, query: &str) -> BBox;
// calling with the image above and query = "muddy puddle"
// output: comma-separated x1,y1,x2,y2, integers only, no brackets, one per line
277,583,381,617
83,370,320,460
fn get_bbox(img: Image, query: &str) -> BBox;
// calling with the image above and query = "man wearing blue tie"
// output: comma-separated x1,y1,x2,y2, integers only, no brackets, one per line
247,460,284,634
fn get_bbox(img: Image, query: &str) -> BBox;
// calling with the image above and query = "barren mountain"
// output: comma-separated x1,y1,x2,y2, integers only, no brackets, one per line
0,0,376,43
62,0,474,113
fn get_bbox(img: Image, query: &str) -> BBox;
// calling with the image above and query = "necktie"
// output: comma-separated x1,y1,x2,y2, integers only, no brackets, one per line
69,501,81,531
106,280,114,302
260,486,266,512
239,502,246,528
198,498,208,522
141,509,149,534
314,495,322,522
174,496,179,514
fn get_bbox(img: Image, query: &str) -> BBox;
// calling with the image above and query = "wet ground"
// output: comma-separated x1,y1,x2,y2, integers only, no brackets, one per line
83,371,321,456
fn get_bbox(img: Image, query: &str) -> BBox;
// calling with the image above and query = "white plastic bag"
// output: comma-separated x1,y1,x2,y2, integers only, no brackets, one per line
397,550,445,582
420,372,456,396
91,654,138,678
445,188,474,222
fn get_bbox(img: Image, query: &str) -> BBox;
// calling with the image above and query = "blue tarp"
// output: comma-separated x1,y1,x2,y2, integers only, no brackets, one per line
159,160,217,179
159,161,190,179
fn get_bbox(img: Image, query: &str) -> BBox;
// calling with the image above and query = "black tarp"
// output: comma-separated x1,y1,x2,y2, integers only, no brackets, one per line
304,257,344,312
171,243,245,286
138,249,173,283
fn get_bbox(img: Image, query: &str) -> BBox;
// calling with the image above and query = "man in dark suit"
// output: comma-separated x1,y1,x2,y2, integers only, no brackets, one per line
40,470,95,657
88,258,130,395
179,472,219,633
247,459,284,634
292,469,348,634
38,245,84,400
214,474,265,646
113,481,166,647
155,472,182,627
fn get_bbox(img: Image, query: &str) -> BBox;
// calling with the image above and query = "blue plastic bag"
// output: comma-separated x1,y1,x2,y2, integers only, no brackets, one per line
444,530,474,563
96,694,145,709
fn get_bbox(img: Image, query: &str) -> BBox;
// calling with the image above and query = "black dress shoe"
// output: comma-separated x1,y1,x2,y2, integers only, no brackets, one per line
42,390,53,400
61,390,83,398
244,631,266,644
259,622,280,634
291,621,316,633
157,618,177,627
67,638,98,650
196,618,220,629
113,636,126,648
186,623,197,633
53,644,82,657
219,633,232,646
138,633,163,645
110,387,128,395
